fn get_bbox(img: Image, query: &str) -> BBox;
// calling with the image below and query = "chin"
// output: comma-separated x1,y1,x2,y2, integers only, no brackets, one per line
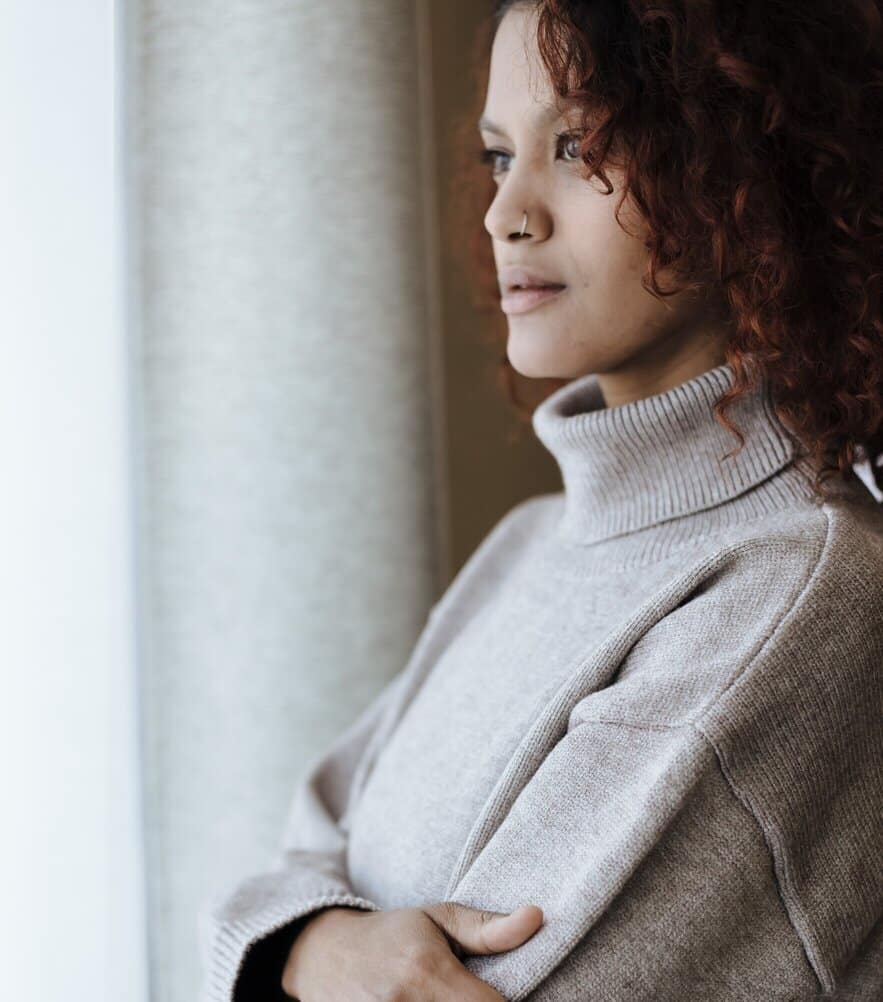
506,329,586,381
505,335,542,378
506,346,566,380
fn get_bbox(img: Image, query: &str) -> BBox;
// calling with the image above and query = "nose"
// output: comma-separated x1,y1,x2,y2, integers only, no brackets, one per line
483,187,550,243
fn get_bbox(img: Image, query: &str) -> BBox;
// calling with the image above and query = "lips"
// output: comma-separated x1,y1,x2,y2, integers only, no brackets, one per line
500,284,567,315
497,265,567,295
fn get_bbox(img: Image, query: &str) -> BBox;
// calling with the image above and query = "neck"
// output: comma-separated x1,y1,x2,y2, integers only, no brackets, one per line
595,324,733,409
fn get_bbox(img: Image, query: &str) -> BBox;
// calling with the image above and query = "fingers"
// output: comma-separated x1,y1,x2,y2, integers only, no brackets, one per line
420,900,544,957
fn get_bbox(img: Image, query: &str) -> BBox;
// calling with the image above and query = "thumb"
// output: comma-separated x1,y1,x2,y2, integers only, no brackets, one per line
421,901,544,957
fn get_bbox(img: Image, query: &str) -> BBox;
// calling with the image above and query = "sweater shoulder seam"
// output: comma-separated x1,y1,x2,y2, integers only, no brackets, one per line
699,505,834,708
688,508,836,989
690,722,829,993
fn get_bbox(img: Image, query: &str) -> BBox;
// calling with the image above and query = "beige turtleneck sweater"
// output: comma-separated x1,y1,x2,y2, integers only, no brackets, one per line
198,362,883,1001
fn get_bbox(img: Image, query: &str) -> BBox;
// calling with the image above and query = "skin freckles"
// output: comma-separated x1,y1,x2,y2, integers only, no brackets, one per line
481,4,734,406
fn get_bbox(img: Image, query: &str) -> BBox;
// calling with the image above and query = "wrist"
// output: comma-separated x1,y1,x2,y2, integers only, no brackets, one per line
281,907,360,999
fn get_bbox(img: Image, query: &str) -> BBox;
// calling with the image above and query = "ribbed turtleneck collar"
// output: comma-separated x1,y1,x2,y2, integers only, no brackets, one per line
531,361,801,544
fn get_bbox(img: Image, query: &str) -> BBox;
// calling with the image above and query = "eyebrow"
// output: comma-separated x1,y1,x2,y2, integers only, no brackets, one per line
478,104,566,137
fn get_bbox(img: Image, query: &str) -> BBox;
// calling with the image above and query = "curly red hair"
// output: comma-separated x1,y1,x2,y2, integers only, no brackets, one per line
444,0,883,500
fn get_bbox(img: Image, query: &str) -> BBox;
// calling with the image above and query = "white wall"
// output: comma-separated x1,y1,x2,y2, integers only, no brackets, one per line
0,2,147,1000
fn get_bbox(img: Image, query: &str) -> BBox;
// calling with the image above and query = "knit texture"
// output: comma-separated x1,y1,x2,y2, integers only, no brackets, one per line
197,361,883,1001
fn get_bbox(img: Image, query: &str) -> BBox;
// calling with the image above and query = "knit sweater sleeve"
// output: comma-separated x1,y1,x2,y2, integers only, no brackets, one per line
440,717,827,1001
196,664,409,1002
195,496,547,1002
440,518,883,1002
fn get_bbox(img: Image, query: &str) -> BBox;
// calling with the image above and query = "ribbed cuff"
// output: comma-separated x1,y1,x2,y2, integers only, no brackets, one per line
198,890,381,1002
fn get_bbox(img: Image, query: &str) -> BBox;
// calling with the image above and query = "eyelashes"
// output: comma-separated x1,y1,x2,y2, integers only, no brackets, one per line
477,130,590,177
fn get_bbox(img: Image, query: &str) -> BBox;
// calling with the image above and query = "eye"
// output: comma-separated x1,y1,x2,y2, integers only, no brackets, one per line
477,130,589,180
477,147,512,177
555,130,586,162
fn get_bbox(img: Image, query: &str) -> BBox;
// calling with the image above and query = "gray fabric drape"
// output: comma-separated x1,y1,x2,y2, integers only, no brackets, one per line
129,2,448,998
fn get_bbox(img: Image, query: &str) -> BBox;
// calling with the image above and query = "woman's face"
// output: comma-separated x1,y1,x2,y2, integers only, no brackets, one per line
480,4,732,405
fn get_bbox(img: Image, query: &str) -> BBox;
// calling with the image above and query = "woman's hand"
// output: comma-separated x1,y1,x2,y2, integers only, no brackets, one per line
280,900,545,1000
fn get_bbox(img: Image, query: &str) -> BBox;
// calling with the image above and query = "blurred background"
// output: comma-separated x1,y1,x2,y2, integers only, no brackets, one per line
0,2,563,999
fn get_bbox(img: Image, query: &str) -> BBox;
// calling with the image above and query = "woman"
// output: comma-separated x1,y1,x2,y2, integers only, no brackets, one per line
199,2,883,999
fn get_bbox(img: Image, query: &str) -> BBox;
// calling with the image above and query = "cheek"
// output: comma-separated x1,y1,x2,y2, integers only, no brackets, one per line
561,191,650,291
563,223,649,297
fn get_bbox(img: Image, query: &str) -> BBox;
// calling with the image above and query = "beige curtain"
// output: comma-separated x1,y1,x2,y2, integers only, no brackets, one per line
129,2,448,998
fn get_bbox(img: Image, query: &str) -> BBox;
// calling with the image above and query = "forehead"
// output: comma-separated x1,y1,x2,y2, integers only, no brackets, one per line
483,6,583,130
486,5,554,106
